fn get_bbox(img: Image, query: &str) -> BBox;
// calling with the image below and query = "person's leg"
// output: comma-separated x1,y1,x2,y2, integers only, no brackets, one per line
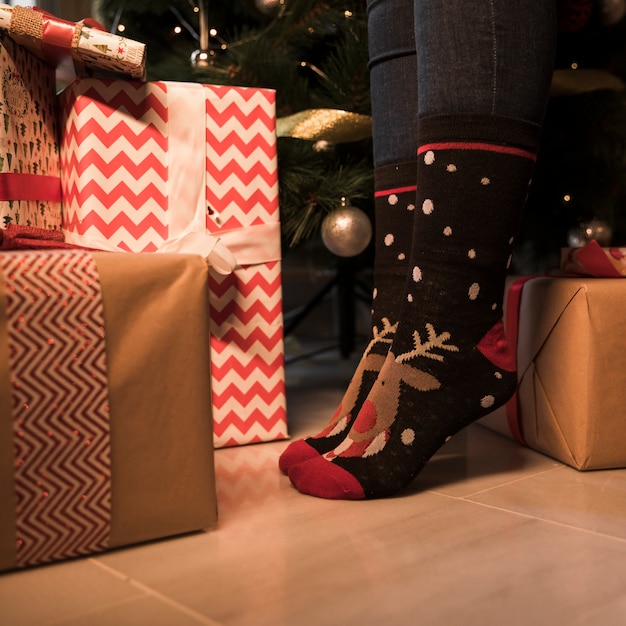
279,0,419,472
289,0,557,499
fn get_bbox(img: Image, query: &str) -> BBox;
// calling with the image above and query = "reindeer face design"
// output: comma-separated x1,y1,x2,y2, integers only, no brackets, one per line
327,324,458,459
317,318,398,440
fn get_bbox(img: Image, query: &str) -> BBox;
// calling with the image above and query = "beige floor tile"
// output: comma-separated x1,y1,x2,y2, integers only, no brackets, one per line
468,464,626,540
50,594,222,626
0,558,145,626
416,424,563,497
89,489,626,626
3,343,626,626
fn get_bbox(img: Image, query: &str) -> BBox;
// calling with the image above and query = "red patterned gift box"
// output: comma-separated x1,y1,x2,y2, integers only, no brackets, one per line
0,36,61,231
58,78,288,448
0,249,217,571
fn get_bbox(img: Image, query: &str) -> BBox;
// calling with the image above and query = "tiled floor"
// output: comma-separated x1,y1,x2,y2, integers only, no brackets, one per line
2,347,626,625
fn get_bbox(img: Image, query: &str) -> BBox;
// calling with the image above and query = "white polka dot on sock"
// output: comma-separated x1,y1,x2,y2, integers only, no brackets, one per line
447,164,457,172
413,266,422,282
373,288,378,299
388,194,399,205
422,199,434,215
407,293,414,303
407,204,415,211
481,395,495,408
398,253,406,260
384,233,394,246
401,429,415,446
424,150,435,165
495,372,502,379
443,226,452,236
481,177,491,185
468,249,476,259
492,303,497,311
507,254,512,269
469,282,480,300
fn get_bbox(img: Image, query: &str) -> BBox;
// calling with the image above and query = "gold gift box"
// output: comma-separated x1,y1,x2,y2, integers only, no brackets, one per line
480,276,626,470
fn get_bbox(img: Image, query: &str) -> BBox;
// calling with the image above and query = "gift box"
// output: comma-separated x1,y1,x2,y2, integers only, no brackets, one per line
58,78,288,448
0,36,61,231
0,4,145,79
0,249,217,571
480,274,626,470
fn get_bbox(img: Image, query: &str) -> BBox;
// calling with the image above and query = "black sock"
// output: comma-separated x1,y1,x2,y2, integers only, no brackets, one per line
289,114,542,498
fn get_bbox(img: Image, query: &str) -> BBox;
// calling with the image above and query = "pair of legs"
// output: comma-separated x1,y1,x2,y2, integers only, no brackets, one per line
280,0,557,499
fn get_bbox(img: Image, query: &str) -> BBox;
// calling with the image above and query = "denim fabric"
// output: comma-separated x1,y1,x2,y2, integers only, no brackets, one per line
367,0,557,165
367,0,418,166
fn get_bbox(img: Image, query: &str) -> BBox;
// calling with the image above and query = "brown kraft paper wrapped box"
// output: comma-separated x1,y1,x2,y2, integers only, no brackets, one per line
480,275,626,470
0,250,217,571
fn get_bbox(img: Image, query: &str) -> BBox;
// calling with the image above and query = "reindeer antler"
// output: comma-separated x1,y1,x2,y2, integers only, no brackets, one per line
395,323,459,364
365,317,399,355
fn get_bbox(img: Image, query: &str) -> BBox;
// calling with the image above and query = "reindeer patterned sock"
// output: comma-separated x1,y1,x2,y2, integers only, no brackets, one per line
289,114,542,498
279,161,416,474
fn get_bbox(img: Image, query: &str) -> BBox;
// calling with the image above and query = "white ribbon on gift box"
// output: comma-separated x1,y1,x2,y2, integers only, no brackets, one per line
63,81,280,275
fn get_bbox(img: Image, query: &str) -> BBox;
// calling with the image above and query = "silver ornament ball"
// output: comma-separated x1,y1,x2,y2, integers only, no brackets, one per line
567,219,613,248
321,200,372,257
191,49,212,68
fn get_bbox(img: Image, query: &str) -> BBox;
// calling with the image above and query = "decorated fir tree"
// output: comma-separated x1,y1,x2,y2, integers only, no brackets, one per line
93,0,626,271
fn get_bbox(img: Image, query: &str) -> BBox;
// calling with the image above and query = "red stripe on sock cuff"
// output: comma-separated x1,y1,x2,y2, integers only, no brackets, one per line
417,142,536,161
374,185,417,197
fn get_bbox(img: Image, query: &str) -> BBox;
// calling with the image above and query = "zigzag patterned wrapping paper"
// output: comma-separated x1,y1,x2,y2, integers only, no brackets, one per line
58,79,288,448
0,250,218,571
0,250,111,568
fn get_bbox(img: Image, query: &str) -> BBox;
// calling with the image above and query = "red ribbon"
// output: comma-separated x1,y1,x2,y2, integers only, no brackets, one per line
503,276,535,445
565,240,624,278
0,173,61,202
31,8,106,67
0,224,96,251
38,11,76,66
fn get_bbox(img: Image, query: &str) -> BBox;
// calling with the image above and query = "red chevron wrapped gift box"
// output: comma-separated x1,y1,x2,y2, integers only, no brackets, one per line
58,78,288,448
0,249,217,571
0,36,61,231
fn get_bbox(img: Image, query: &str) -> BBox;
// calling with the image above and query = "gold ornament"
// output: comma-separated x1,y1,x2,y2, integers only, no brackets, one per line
255,0,286,13
277,109,372,144
550,69,625,97
321,198,372,257
599,0,626,26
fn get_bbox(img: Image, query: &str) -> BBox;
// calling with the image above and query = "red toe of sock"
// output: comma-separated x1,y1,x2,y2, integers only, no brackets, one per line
288,456,366,500
278,439,321,474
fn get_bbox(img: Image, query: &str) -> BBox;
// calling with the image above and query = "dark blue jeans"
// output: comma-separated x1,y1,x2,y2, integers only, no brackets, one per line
367,0,557,166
